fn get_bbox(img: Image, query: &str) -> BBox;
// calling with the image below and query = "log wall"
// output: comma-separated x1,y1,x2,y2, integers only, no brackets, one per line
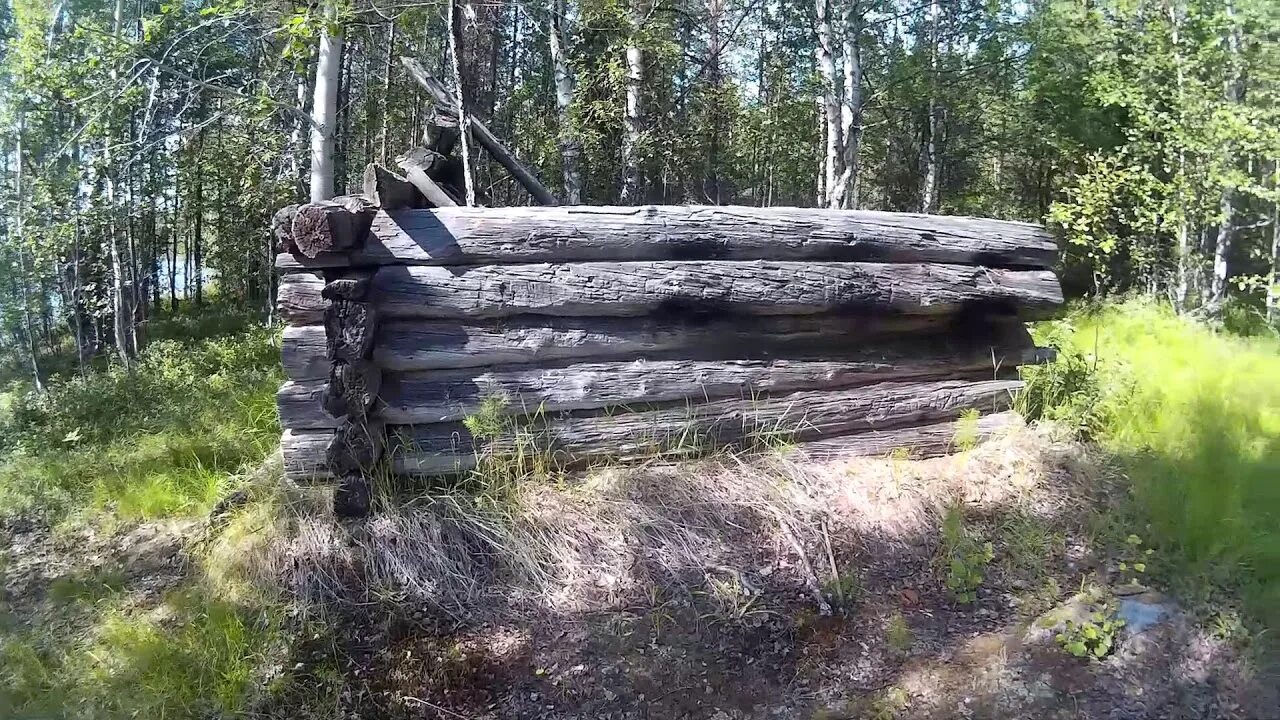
274,201,1063,511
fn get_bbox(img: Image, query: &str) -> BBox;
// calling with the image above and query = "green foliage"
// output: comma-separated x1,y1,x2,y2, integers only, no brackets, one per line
0,314,281,522
1056,606,1125,660
885,612,913,655
939,505,994,604
951,408,981,452
1026,299,1280,632
0,585,286,719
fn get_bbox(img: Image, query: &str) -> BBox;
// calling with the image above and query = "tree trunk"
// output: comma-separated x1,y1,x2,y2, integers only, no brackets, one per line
1267,159,1279,322
815,0,842,208
13,117,44,392
310,1,343,202
193,129,204,306
549,0,582,204
380,22,396,166
448,0,477,206
834,0,862,209
620,0,645,203
105,0,135,367
919,0,940,214
1210,0,1244,308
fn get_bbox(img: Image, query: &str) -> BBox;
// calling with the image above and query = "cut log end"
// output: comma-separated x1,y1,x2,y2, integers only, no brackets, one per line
324,299,378,363
321,360,382,418
291,197,376,258
326,419,386,476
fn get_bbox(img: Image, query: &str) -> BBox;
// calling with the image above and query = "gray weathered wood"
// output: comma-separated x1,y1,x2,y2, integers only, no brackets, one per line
396,147,459,208
789,410,1018,461
362,163,428,210
277,272,326,324
372,314,948,371
282,428,333,482
321,275,373,302
283,325,330,380
376,329,1035,423
365,261,1063,320
321,360,382,418
278,380,334,429
272,204,298,253
325,300,377,363
387,377,1022,475
291,196,376,257
401,57,560,206
272,205,1057,270
326,418,386,476
281,409,1018,482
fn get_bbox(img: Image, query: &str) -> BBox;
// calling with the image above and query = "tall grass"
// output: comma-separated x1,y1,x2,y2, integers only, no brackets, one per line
1021,299,1280,631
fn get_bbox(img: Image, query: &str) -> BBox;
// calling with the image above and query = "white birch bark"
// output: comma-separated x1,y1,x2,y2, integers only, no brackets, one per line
309,1,343,202
620,0,645,203
1210,0,1244,307
106,0,134,367
919,0,940,214
448,0,477,206
549,0,582,204
833,0,862,209
815,0,842,208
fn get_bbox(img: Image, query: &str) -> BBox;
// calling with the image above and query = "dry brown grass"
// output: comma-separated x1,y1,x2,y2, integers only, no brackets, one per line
228,420,1106,625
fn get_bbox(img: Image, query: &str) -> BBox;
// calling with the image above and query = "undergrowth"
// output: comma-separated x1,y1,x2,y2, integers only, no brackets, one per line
1020,299,1280,636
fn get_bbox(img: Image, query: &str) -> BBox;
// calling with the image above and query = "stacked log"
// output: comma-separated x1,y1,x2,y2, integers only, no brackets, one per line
275,200,1063,510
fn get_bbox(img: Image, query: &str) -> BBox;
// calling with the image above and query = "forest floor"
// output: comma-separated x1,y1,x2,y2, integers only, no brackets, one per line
2,300,1278,719
3,424,1276,719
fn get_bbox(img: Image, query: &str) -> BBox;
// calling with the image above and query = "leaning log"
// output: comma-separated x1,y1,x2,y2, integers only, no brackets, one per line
291,196,377,257
363,262,1063,320
375,331,1035,423
274,206,1058,270
388,377,1022,475
362,163,428,210
396,147,459,208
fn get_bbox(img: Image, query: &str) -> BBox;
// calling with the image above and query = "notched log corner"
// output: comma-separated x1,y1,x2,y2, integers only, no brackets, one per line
326,418,386,476
291,196,377,258
333,473,372,518
272,204,299,253
322,360,382,418
324,299,378,362
321,274,374,302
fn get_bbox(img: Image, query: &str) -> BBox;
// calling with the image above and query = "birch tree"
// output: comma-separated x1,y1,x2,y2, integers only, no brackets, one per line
549,0,582,204
620,0,645,204
309,1,343,202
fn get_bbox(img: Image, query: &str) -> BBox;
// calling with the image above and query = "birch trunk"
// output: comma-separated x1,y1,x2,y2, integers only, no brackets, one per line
1267,159,1279,322
13,116,44,392
1210,0,1244,307
549,0,582,204
106,0,135,367
815,0,842,208
620,0,644,203
309,1,342,202
919,0,940,214
448,0,477,206
833,0,862,209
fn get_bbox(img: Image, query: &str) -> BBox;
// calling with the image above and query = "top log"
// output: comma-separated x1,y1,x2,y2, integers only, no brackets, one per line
274,205,1058,270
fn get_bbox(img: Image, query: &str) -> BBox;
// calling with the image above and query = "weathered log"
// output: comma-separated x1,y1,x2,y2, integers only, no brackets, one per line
362,163,428,210
372,314,949,371
333,473,372,517
290,196,377,257
365,262,1063,320
283,325,330,380
789,410,1019,461
272,204,299,253
424,123,460,155
324,299,377,363
396,147,459,208
401,57,560,206
272,205,1057,270
376,328,1035,423
277,272,326,324
388,377,1022,475
282,428,332,482
326,418,386,475
321,360,382,418
278,380,332,429
283,314,947,379
321,275,373,302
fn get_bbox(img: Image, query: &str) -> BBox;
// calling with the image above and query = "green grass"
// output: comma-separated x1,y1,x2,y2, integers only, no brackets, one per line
0,301,293,718
1021,299,1280,633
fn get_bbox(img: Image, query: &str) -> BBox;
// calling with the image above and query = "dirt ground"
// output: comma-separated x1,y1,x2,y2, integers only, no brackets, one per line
4,422,1276,719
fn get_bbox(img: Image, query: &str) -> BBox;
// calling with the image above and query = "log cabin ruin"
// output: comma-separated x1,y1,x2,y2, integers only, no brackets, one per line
273,61,1065,516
